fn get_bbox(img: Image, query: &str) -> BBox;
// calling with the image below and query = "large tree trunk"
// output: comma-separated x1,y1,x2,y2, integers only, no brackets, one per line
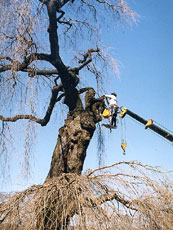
39,89,105,230
46,89,105,179
47,111,96,178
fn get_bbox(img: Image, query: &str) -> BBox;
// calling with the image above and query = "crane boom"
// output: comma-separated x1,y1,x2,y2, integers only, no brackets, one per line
120,107,173,143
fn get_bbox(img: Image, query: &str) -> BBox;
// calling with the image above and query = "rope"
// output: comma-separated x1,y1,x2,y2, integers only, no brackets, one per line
127,116,173,146
146,127,173,146
120,118,126,142
120,117,127,154
153,120,173,134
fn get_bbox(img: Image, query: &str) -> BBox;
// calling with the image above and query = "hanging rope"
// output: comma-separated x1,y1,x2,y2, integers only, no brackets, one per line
120,117,127,155
146,127,173,146
127,116,173,146
153,120,173,134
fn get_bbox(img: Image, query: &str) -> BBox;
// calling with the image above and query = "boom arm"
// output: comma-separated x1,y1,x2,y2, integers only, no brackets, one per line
120,107,173,143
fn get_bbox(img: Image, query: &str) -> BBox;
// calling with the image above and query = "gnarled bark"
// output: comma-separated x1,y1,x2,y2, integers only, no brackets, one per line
46,88,105,179
40,89,105,230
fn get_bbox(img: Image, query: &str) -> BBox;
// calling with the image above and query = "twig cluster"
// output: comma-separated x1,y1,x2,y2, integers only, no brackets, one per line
0,161,173,230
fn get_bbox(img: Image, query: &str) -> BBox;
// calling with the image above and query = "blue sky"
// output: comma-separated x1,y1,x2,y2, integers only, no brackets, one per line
1,0,173,192
94,0,173,169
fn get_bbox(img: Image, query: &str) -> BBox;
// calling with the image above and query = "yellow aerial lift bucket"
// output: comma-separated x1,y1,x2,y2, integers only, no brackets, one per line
102,109,110,119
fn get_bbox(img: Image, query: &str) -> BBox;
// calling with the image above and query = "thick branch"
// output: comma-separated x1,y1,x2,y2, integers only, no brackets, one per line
21,53,51,70
0,56,13,62
46,0,71,86
0,53,51,73
41,84,63,125
0,114,43,124
56,93,65,102
0,84,63,126
0,64,12,73
47,1,60,60
97,192,132,207
86,191,137,211
46,0,67,72
23,68,59,77
78,87,94,94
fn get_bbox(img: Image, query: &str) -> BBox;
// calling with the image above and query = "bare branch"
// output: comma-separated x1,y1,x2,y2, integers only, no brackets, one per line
20,53,51,69
86,161,161,177
57,9,65,22
57,18,72,28
56,8,72,29
1,168,172,229
23,68,59,77
93,191,136,210
41,83,64,126
78,87,94,94
0,53,51,73
0,64,12,73
56,93,65,102
73,48,100,72
0,114,43,124
0,56,13,62
0,84,63,126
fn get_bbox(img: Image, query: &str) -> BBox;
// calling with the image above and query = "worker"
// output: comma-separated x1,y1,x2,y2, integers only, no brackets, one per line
104,93,118,128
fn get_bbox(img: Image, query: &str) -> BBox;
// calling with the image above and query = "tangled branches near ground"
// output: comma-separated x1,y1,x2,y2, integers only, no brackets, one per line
0,161,173,230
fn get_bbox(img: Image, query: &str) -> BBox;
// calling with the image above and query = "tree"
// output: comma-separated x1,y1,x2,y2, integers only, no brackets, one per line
0,0,135,180
0,0,136,228
1,1,173,230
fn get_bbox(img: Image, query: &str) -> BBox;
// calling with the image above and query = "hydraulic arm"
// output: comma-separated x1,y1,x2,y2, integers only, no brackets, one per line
120,107,173,143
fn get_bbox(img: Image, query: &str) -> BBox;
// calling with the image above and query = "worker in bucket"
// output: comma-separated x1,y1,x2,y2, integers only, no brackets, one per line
104,93,119,128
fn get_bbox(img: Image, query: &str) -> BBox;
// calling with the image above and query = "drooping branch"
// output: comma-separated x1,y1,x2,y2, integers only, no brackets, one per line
87,190,136,211
86,161,160,177
80,0,136,23
0,84,63,126
41,83,64,126
1,165,171,229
